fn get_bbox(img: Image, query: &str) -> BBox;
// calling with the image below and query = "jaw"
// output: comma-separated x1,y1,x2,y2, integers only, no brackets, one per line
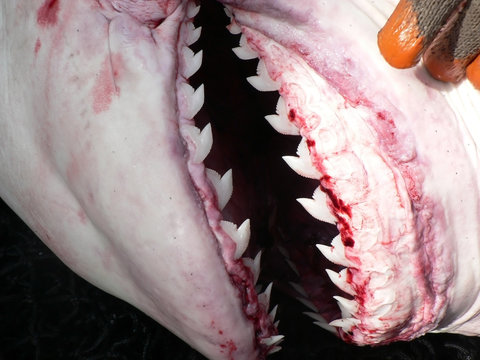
2,0,480,359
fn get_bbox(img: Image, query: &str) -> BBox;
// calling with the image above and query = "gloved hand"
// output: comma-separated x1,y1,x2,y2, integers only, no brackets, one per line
378,0,480,89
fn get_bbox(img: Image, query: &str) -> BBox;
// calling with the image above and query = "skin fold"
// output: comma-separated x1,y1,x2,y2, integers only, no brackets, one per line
2,0,480,359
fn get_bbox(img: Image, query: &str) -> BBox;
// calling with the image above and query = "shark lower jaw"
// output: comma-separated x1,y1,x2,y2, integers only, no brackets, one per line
2,0,480,359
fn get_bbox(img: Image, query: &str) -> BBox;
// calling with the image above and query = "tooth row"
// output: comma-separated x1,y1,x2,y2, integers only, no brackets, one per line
233,34,258,60
297,187,336,225
206,169,233,210
325,268,355,296
264,97,300,135
179,82,205,120
181,121,212,163
247,59,280,92
220,219,250,259
182,47,203,79
317,235,349,267
243,251,262,284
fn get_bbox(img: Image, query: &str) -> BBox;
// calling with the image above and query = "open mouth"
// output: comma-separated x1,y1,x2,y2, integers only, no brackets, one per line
2,0,480,359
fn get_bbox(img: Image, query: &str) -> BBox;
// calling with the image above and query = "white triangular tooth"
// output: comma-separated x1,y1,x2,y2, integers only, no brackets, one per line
333,296,358,318
274,320,280,328
276,96,288,117
206,169,233,210
182,83,204,119
289,282,308,298
264,114,299,136
258,282,273,309
269,305,278,323
224,6,233,18
260,335,284,347
253,251,262,284
297,197,336,225
247,60,279,92
282,155,321,179
182,48,203,79
297,137,310,157
285,258,300,276
220,219,250,260
296,297,318,312
313,188,336,224
316,235,349,267
267,346,282,355
187,3,200,18
186,24,202,46
182,122,212,163
326,269,355,296
247,75,278,92
227,21,242,34
232,45,258,60
314,322,338,335
329,318,360,332
243,251,262,284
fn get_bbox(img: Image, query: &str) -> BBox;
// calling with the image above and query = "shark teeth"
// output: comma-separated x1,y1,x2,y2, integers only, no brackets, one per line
283,137,322,179
206,168,233,210
232,34,258,60
297,187,337,225
269,305,278,323
247,59,280,92
317,235,349,267
185,23,202,46
334,296,359,318
265,97,300,136
326,268,355,296
258,282,273,310
260,334,284,347
180,83,205,120
182,47,203,79
329,317,360,332
187,2,200,18
182,122,212,163
220,219,251,259
243,251,262,284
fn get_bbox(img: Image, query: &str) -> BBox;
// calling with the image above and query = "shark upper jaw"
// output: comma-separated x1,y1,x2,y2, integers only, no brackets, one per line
2,0,480,359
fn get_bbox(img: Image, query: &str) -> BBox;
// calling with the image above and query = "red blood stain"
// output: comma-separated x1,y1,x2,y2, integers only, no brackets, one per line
37,0,60,27
92,54,122,114
288,108,296,122
306,139,316,148
34,38,42,55
219,340,237,359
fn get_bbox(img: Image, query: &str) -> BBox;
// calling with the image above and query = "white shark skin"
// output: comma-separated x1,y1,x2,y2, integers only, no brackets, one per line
0,1,263,360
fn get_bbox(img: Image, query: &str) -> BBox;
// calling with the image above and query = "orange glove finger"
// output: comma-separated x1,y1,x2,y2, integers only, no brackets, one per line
423,0,480,83
467,55,480,90
378,0,464,69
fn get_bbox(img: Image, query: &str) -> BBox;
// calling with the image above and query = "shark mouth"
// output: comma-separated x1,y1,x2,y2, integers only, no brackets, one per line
2,0,480,359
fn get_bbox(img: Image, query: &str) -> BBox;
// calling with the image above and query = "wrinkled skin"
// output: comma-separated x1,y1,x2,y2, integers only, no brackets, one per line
2,1,480,360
